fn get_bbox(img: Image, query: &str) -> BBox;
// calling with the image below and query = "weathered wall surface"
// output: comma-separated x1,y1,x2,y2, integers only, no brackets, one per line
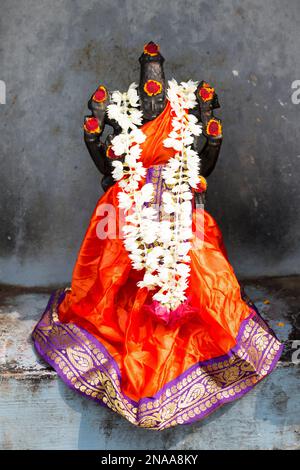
0,0,299,286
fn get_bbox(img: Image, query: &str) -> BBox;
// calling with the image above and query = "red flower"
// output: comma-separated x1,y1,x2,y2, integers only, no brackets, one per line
195,176,207,193
144,79,162,96
106,144,118,159
198,82,215,102
206,118,222,137
93,86,107,103
143,42,160,56
84,117,100,133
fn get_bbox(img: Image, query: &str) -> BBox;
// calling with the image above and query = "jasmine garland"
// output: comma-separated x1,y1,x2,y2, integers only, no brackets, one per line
107,80,202,311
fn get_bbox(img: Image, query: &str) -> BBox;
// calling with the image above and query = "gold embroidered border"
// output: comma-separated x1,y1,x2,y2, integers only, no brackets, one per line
32,289,283,430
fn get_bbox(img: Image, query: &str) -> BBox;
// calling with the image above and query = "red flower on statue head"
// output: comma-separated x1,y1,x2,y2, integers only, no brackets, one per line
143,42,160,56
206,118,222,137
93,86,107,103
144,79,162,96
84,117,100,133
198,82,215,102
106,144,118,160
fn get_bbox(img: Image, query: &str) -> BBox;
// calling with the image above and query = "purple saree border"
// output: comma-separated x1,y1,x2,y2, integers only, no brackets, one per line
32,290,118,410
32,289,284,429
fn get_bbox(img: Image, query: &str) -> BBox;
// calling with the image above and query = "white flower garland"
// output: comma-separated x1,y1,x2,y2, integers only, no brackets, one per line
107,80,202,311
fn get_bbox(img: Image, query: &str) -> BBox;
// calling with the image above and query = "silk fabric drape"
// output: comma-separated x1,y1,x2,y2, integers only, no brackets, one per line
58,101,250,401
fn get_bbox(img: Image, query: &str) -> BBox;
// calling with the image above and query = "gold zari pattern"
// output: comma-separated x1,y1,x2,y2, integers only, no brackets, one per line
32,289,283,430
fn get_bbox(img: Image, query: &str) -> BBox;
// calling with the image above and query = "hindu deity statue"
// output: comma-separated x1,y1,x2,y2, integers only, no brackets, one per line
32,42,282,430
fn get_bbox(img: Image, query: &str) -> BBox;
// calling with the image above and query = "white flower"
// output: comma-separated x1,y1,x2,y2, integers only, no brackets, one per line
162,165,178,185
157,267,172,282
162,172,177,186
119,115,133,131
127,145,142,162
137,272,158,289
117,192,133,211
167,78,180,96
189,181,199,190
177,242,191,257
134,161,147,179
180,200,193,214
167,157,181,171
125,154,137,167
145,245,164,270
110,78,202,311
163,137,183,152
130,128,146,144
118,180,127,189
151,245,165,257
176,263,190,278
153,290,171,305
126,179,140,192
111,134,127,156
122,224,139,236
112,160,124,180
162,192,175,214
107,103,121,122
183,135,194,146
187,119,202,137
129,108,143,127
124,237,139,252
178,228,193,240
141,206,158,220
127,83,139,107
163,252,175,267
172,183,189,193
186,153,200,173
110,90,122,106
140,183,154,204
140,221,158,244
187,113,198,124
159,220,173,243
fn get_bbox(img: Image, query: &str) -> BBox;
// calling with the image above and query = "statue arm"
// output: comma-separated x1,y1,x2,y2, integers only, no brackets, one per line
83,85,122,191
193,81,223,177
198,132,222,177
84,128,109,175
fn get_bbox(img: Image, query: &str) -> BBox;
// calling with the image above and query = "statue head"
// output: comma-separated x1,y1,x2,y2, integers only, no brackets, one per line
138,42,167,121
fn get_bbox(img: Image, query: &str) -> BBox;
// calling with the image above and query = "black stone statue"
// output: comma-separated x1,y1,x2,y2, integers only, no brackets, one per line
83,42,222,195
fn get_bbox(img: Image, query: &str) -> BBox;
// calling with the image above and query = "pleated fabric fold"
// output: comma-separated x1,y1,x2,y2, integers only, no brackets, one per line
32,100,283,427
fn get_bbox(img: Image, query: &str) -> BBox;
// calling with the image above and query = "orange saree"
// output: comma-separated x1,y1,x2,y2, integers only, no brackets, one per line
32,100,283,429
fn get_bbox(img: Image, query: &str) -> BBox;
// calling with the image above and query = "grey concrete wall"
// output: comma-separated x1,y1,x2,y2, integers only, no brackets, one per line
0,0,299,286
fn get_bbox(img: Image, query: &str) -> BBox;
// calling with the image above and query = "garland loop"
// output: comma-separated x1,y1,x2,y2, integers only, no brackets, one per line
107,80,202,311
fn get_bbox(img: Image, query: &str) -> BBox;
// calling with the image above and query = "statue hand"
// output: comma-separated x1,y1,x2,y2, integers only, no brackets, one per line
202,115,223,140
83,115,102,138
88,84,109,129
104,134,124,161
195,81,222,140
196,80,220,112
